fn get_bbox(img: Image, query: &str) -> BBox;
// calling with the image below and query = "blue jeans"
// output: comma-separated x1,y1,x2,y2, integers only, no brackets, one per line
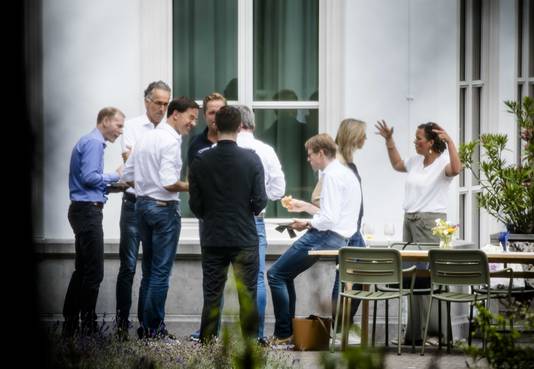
115,194,141,327
267,228,348,338
136,197,181,334
331,230,365,323
256,217,267,338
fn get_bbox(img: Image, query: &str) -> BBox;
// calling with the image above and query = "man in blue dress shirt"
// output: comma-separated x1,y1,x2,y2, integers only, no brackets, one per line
63,107,124,337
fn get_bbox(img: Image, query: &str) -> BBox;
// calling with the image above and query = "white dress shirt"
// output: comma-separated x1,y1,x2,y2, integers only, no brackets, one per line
237,131,286,201
310,159,361,238
122,122,183,202
121,114,156,194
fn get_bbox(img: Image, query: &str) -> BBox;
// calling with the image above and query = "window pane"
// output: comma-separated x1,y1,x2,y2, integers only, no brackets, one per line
472,194,480,247
460,0,466,81
459,88,466,187
529,0,534,77
459,193,466,240
518,84,524,165
472,0,482,80
253,0,319,101
472,87,481,185
518,0,524,78
173,0,238,100
254,108,319,217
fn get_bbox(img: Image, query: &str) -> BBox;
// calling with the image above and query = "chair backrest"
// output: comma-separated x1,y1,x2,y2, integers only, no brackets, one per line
338,248,402,285
428,249,490,286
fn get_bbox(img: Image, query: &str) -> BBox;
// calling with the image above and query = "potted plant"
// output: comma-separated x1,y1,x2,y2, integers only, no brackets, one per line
459,96,534,236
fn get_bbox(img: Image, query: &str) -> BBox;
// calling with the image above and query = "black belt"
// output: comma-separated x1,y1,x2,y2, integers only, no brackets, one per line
71,201,103,209
123,192,136,202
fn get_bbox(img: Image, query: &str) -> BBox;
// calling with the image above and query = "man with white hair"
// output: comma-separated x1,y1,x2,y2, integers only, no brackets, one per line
235,105,286,344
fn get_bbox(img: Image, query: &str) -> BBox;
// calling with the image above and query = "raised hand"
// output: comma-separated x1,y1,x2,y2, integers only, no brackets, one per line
375,120,394,140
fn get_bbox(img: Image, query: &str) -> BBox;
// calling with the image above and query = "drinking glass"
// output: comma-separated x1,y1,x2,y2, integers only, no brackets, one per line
362,223,375,241
384,223,395,241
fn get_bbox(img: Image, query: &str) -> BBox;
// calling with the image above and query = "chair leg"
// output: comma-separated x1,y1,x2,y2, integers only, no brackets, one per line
438,299,442,350
341,296,347,350
331,292,343,352
446,301,452,354
410,294,415,353
385,300,389,347
372,300,377,347
420,296,434,356
468,303,473,347
397,296,402,355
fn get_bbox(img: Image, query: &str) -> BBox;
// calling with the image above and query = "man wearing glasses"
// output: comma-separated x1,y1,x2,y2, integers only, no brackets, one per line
115,81,171,340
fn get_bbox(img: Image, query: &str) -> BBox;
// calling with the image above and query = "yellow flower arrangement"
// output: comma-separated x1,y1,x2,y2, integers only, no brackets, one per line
431,218,459,248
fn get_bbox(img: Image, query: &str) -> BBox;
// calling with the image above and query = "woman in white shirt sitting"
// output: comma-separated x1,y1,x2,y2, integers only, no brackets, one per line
375,120,462,345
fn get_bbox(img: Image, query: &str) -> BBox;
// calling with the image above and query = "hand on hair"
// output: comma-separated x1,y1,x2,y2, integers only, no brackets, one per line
432,127,451,144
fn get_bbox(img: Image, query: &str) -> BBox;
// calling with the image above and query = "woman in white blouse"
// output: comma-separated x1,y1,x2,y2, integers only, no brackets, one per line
375,120,462,345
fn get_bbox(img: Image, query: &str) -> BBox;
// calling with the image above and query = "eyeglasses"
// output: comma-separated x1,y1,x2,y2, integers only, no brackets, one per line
147,97,169,108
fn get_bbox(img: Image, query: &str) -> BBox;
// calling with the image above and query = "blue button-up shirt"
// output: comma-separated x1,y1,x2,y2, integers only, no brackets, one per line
69,128,119,203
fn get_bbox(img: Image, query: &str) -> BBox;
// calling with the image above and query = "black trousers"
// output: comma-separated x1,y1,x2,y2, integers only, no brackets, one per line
63,202,104,332
200,246,259,342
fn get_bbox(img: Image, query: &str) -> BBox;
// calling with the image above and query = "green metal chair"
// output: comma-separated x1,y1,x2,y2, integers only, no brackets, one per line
375,242,440,350
421,249,491,355
331,248,416,355
472,268,534,338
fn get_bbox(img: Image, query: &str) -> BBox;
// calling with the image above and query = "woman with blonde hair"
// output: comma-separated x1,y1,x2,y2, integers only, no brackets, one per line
286,118,367,325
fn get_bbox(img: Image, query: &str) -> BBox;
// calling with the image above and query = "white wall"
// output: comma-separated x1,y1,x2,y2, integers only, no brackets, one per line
342,0,457,241
39,0,519,243
42,0,143,239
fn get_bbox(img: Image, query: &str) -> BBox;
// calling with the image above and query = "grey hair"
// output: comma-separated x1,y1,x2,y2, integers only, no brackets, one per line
234,105,255,130
144,80,171,99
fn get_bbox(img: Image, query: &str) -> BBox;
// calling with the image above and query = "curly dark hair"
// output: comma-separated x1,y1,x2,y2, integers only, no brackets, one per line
418,122,446,153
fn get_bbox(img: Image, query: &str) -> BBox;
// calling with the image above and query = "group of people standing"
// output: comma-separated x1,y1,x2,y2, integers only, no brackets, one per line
63,79,461,347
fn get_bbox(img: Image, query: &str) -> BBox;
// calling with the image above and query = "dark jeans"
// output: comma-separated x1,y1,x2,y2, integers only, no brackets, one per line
268,228,348,338
63,202,104,334
136,197,180,334
115,193,140,328
331,230,365,324
200,246,259,343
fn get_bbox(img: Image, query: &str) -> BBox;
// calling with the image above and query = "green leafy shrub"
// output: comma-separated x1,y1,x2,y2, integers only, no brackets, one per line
459,96,534,233
462,301,534,369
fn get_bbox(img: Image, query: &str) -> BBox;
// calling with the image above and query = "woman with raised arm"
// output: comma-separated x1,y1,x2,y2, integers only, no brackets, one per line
375,119,462,346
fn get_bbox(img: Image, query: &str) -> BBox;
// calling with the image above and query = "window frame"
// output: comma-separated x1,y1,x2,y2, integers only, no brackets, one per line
458,0,490,248
141,0,344,237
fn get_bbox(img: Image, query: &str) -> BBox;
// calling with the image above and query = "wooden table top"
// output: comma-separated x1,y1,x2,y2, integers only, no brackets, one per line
308,249,534,263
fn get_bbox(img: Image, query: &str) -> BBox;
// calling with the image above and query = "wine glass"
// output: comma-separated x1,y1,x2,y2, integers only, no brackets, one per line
384,223,395,242
362,223,375,241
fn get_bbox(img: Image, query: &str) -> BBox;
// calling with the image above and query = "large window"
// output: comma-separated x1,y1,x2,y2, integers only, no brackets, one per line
173,0,319,218
517,0,534,163
458,0,485,247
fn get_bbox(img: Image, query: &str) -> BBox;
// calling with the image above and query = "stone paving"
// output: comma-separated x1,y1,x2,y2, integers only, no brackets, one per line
288,348,474,369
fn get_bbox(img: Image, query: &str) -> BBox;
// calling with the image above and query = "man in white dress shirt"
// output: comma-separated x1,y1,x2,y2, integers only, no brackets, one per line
234,105,286,343
115,81,171,339
122,96,199,339
267,133,361,344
